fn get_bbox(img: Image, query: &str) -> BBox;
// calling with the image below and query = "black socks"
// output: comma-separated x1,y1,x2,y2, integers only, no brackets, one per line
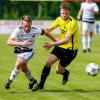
39,66,51,86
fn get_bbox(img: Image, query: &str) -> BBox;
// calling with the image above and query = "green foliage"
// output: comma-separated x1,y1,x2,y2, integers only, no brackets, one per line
70,2,81,19
1,1,100,20
2,1,60,20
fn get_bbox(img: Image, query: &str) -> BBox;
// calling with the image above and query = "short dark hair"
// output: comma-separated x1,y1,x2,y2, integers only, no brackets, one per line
22,15,32,22
60,2,71,11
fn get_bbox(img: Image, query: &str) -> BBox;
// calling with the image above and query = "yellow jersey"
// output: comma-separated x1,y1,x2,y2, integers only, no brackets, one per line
51,16,79,50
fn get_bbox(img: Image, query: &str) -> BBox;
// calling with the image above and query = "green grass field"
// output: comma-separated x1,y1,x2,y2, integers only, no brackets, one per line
0,34,100,100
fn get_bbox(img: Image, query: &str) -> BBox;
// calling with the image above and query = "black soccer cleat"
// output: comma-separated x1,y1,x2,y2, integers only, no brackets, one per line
5,79,12,89
62,70,70,85
5,82,10,89
32,83,44,91
28,79,37,89
87,48,91,52
82,49,87,53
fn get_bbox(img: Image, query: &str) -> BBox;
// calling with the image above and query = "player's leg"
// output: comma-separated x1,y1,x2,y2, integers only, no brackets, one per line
82,22,88,52
32,54,58,91
5,52,37,89
56,64,70,85
87,23,94,52
21,63,37,89
19,52,37,89
5,68,20,89
5,58,22,89
57,49,78,85
32,46,61,91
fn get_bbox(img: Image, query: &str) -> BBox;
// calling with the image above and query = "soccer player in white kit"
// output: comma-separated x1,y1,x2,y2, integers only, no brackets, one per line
77,0,99,53
5,15,57,90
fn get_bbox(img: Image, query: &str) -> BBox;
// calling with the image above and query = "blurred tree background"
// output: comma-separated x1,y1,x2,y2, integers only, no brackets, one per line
0,0,100,20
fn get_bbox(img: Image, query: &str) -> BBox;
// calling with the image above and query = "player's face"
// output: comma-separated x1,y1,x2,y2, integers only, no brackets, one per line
22,20,32,33
60,8,70,20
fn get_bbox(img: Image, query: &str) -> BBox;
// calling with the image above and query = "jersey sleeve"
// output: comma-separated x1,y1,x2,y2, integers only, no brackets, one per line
94,3,99,12
50,17,59,29
35,28,43,35
80,3,83,11
10,27,20,38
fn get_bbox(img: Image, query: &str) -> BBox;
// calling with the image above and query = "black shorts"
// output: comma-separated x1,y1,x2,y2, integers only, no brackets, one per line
51,46,78,67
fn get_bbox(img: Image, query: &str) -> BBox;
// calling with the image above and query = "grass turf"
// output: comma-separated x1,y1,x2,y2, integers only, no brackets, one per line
0,34,100,100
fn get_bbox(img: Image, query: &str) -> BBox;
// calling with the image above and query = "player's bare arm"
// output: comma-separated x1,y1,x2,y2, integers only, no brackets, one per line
94,11,100,15
77,10,83,20
43,28,58,42
44,33,72,49
7,37,32,47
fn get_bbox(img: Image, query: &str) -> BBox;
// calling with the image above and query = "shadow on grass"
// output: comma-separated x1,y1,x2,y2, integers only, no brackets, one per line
9,91,31,93
6,89,100,94
43,89,100,93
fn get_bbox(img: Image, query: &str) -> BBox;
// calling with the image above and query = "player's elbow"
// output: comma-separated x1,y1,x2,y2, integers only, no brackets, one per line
95,11,100,15
7,40,10,45
64,40,68,44
44,29,50,36
7,39,12,45
62,39,68,45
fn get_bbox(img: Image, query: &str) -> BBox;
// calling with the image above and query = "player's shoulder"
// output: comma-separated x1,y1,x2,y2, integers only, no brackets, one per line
52,16,62,25
31,27,42,34
31,27,37,29
12,25,23,32
81,2,86,5
92,2,97,5
70,16,78,26
55,16,62,21
31,26,41,31
70,16,77,22
18,25,23,29
57,16,62,19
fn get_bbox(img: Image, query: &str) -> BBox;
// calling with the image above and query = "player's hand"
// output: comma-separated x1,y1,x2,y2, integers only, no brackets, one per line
43,42,54,50
77,16,80,20
55,37,60,41
21,41,32,47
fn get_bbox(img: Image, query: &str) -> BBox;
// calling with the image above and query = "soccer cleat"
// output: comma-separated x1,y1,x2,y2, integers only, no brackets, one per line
28,79,37,89
82,49,87,53
5,82,11,89
62,70,70,85
5,79,12,89
32,83,44,91
87,48,91,52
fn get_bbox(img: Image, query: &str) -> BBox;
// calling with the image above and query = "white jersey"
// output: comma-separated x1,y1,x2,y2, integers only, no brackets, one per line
10,25,43,50
80,2,99,23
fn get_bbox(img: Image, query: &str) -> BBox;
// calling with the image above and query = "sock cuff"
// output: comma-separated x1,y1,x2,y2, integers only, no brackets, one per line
14,68,20,73
25,70,33,80
62,69,67,75
42,66,51,73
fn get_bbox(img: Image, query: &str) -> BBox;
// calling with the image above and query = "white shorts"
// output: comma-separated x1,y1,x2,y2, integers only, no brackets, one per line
82,22,94,32
17,52,34,62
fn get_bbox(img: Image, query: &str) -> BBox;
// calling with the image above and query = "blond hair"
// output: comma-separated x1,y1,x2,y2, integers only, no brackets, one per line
22,15,32,22
60,2,71,11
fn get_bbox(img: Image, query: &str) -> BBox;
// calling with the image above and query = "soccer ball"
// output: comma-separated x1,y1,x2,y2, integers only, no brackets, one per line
86,63,99,76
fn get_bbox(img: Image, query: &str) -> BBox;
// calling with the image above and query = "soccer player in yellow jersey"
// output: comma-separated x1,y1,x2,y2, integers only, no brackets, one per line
32,2,79,91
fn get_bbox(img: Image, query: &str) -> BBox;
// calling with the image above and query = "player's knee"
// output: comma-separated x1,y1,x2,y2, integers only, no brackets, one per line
18,58,25,64
56,67,65,74
45,62,52,67
16,58,26,67
21,67,28,73
56,70,59,74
